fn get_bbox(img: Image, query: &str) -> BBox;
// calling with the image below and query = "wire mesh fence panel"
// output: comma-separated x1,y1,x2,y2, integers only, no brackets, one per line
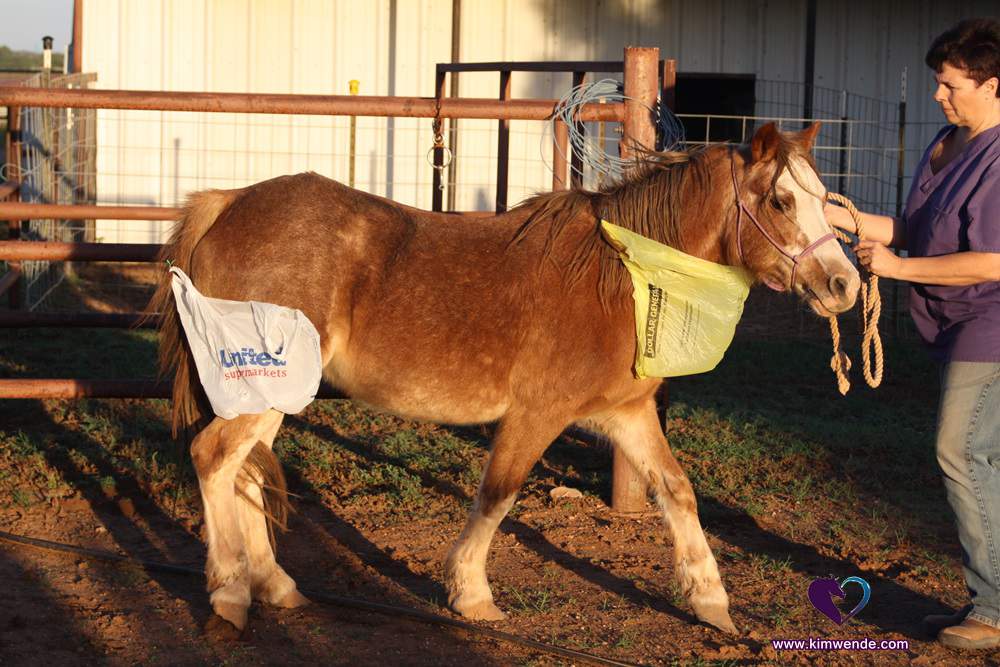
54,111,579,244
668,78,918,342
4,72,928,348
6,72,98,310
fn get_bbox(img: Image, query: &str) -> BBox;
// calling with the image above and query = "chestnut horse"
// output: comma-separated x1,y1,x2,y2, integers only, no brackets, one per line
149,122,859,635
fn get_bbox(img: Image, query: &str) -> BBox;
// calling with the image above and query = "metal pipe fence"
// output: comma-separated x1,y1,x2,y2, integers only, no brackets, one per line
0,51,667,514
3,71,97,309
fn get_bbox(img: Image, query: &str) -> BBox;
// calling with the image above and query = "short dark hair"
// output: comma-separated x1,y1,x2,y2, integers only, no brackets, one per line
925,18,1000,95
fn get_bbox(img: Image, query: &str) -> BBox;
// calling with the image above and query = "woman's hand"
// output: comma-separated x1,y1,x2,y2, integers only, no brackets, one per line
854,240,903,278
824,202,856,233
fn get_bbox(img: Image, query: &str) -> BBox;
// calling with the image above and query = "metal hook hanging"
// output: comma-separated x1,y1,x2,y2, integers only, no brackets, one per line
428,97,453,191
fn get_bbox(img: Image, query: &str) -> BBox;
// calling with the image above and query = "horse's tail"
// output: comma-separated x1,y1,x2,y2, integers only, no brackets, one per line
238,442,292,552
145,188,241,440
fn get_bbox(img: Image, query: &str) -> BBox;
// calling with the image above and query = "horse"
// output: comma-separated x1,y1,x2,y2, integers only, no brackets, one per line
148,121,859,635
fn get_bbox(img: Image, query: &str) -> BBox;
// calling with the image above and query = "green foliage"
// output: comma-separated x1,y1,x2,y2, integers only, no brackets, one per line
0,45,65,71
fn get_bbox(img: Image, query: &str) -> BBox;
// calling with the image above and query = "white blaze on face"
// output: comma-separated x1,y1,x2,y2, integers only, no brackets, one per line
774,155,850,275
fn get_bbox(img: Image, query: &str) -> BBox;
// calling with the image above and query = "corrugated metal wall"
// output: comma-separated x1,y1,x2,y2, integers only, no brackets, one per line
80,0,999,242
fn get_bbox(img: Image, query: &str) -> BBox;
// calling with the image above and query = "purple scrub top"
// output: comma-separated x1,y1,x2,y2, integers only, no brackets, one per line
905,124,1000,362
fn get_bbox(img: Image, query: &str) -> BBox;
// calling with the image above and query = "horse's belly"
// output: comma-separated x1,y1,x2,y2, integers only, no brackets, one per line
366,389,509,425
322,356,510,425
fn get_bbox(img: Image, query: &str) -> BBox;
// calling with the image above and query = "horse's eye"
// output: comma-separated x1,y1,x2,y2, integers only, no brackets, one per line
770,197,785,211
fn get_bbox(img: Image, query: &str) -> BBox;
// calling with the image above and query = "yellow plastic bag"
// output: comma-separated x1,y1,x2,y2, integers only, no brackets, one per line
601,220,753,378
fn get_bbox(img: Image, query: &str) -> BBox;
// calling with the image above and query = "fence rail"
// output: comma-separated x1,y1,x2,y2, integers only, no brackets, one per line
0,49,671,515
0,86,625,122
0,241,159,262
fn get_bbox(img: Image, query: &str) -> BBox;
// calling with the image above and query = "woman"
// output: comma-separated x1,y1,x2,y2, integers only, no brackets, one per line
825,18,1000,650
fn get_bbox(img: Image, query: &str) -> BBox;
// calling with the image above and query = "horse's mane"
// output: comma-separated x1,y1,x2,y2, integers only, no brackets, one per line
507,135,811,310
506,145,716,310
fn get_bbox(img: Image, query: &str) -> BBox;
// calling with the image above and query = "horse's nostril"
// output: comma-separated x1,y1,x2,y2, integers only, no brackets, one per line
829,275,849,299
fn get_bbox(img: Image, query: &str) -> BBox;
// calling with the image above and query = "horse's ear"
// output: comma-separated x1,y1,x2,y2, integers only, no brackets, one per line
750,123,781,164
796,121,822,151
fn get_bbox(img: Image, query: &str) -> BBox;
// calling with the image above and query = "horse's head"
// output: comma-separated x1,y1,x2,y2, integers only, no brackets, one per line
730,122,859,316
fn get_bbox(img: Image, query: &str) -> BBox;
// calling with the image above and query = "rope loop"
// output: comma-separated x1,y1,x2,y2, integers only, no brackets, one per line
825,192,884,395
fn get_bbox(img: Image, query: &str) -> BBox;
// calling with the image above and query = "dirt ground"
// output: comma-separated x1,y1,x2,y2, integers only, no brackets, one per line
0,264,993,666
0,444,979,667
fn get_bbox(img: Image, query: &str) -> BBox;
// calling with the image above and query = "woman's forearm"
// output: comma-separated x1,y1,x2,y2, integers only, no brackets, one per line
855,212,905,247
896,252,1000,285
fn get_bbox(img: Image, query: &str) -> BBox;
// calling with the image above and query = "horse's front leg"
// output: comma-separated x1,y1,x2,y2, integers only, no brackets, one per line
445,410,566,620
595,397,738,634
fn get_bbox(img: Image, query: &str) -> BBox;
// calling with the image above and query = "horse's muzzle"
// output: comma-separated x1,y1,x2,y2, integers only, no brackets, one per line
806,270,860,316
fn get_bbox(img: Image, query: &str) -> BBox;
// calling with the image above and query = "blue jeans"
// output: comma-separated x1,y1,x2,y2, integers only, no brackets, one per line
936,361,1000,628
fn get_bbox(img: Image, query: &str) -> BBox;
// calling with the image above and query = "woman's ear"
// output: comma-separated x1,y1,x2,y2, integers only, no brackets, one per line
985,76,999,97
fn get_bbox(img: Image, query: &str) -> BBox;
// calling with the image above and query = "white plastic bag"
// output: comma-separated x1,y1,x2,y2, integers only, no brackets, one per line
169,267,323,419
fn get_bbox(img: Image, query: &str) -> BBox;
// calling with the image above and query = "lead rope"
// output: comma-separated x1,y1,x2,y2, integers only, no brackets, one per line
825,192,884,395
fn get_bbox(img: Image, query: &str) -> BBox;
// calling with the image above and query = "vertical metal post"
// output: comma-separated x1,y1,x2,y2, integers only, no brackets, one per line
446,0,461,212
432,69,446,212
348,79,359,189
570,71,586,188
894,68,908,337
656,58,677,436
838,90,848,196
612,46,660,514
552,118,568,190
596,98,606,187
6,105,23,309
621,48,658,156
71,0,83,74
660,58,677,149
803,0,816,124
496,70,511,212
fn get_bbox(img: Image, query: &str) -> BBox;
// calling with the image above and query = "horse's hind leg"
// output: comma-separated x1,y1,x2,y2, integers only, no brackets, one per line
234,416,309,609
191,409,285,631
596,397,737,634
445,411,565,621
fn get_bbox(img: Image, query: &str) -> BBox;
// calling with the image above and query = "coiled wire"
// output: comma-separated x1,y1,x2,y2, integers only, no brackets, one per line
546,78,686,183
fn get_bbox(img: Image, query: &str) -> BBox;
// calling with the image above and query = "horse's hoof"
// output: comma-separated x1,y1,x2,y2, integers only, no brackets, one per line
693,601,738,635
204,613,246,641
451,597,506,621
212,600,249,632
274,589,311,609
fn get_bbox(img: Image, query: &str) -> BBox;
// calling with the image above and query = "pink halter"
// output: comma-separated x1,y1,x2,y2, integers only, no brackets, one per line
730,155,837,291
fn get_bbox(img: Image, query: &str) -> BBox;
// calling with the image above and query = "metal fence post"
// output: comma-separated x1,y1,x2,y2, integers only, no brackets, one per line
552,118,568,190
496,70,511,212
348,80,359,189
894,67,908,337
838,90,848,197
571,71,586,188
612,46,659,514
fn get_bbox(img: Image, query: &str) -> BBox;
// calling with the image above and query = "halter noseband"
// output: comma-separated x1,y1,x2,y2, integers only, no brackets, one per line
730,155,837,290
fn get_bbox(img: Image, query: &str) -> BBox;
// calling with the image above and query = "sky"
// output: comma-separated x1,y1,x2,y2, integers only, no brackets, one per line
0,0,73,52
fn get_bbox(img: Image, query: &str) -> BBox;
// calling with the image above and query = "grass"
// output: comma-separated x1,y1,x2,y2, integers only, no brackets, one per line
0,321,959,588
614,629,639,649
661,335,948,546
503,566,575,615
504,585,556,614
